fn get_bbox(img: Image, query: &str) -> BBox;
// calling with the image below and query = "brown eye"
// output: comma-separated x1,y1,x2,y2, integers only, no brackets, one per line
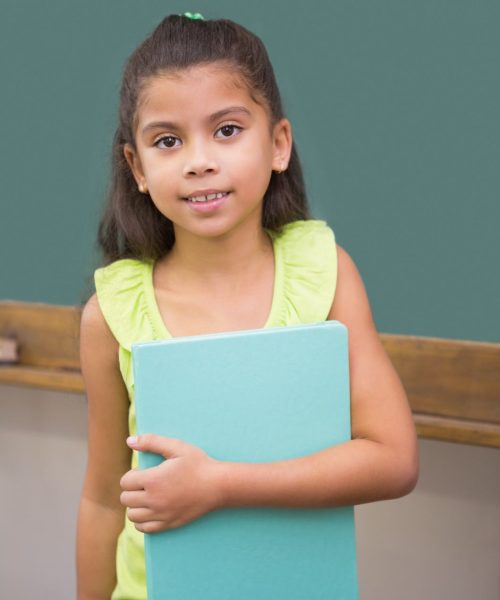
216,125,242,139
156,135,180,149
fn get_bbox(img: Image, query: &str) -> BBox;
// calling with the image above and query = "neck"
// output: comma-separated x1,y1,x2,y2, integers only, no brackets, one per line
163,222,273,283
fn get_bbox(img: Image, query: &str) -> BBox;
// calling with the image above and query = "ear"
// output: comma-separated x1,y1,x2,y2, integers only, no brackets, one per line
271,118,293,173
124,143,148,193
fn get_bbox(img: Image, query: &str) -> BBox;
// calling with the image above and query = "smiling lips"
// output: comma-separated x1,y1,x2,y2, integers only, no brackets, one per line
182,190,230,213
185,191,229,203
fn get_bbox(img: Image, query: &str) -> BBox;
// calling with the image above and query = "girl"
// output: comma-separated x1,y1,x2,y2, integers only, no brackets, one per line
77,13,418,600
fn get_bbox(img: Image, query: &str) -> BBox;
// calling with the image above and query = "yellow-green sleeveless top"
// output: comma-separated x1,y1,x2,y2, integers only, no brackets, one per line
94,220,337,600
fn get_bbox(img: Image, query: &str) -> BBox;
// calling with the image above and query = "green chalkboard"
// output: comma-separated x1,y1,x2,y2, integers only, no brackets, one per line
1,1,499,342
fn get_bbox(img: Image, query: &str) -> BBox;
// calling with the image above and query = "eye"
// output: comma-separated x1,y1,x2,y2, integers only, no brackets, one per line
154,135,181,149
215,124,242,139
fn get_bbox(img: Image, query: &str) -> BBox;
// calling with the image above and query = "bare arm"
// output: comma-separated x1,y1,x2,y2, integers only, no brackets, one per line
121,245,419,531
76,294,131,599
211,245,419,507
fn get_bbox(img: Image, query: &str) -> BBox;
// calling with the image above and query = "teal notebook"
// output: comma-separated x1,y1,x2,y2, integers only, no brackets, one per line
132,321,358,599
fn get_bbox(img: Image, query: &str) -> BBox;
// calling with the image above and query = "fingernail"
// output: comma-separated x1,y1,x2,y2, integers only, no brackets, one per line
127,436,138,446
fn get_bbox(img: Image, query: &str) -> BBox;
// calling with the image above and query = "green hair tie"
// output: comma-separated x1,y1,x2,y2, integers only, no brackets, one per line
182,12,205,20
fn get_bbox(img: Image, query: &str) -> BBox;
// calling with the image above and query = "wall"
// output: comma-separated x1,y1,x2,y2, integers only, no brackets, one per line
1,384,499,599
0,386,87,598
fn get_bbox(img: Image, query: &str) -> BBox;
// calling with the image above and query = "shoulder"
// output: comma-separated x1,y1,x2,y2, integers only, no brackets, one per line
272,220,337,323
80,293,119,370
275,219,335,246
81,293,111,336
93,258,158,348
333,245,368,299
275,219,337,280
93,259,150,317
329,244,377,335
94,258,148,289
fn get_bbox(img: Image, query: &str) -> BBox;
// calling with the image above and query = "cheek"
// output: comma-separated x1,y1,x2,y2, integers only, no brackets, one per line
144,159,177,191
231,138,273,181
250,154,273,194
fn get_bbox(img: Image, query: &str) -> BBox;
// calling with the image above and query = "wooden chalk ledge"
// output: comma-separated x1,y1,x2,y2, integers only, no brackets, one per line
1,301,500,449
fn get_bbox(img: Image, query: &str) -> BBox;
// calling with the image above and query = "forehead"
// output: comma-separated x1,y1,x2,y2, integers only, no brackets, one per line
136,64,267,126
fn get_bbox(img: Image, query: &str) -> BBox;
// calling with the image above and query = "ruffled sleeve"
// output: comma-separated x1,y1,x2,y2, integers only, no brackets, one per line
94,259,161,352
266,220,337,327
94,258,169,394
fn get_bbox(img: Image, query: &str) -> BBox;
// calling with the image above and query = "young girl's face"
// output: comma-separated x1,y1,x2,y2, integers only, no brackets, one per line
125,63,291,240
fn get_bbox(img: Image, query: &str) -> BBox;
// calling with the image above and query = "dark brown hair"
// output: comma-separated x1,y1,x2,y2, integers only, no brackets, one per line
98,14,310,264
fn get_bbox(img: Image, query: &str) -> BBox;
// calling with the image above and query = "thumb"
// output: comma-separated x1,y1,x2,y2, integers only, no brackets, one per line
127,433,185,458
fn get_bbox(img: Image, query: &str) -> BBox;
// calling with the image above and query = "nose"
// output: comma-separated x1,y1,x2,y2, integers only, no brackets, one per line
182,140,219,177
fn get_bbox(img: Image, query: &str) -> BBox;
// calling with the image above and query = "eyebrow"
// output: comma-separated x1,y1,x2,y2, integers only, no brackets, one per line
141,106,252,136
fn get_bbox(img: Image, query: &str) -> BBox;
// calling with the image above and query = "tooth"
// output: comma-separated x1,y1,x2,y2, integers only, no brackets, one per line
188,193,228,203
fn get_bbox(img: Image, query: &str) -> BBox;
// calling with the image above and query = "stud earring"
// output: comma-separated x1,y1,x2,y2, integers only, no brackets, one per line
138,182,147,193
275,161,286,174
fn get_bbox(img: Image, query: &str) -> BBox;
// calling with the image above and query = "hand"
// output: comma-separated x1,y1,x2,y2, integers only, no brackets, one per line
120,434,224,533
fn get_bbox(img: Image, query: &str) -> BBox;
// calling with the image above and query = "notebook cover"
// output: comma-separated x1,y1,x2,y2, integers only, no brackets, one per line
132,321,358,599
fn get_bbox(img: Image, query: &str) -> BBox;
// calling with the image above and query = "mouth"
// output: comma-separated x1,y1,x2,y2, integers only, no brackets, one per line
183,191,230,203
181,191,230,214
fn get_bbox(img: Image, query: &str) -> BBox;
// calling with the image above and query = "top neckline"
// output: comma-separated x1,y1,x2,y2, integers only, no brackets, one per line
142,230,284,340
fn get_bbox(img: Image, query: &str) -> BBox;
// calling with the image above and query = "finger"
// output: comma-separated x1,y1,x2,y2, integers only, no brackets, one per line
120,490,148,509
120,469,145,491
134,520,168,534
127,507,155,524
127,433,188,458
